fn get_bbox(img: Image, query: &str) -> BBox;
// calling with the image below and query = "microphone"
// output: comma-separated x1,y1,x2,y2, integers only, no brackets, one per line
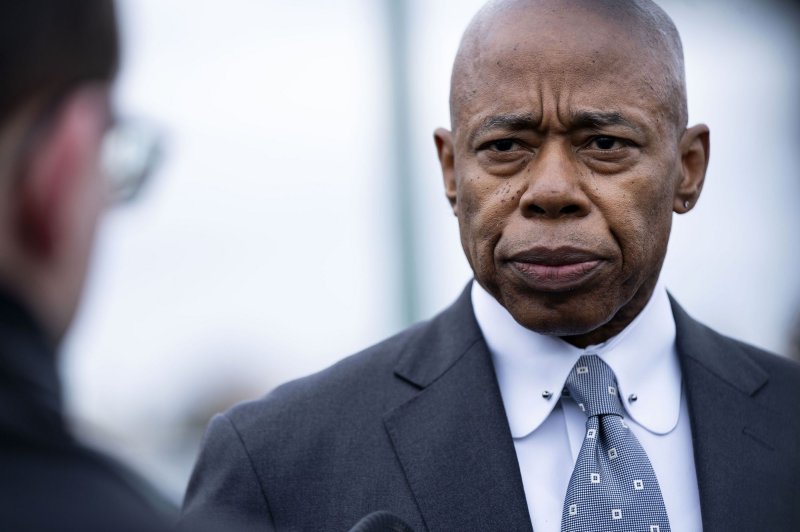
347,511,415,532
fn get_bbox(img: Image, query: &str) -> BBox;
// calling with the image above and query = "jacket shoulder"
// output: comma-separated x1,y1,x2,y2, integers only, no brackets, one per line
225,319,430,444
729,335,800,394
674,300,800,406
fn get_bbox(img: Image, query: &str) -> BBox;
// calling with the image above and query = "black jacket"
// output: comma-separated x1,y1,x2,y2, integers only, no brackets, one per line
0,290,172,531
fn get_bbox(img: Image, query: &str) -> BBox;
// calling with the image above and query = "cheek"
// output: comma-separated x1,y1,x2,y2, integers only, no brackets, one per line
605,173,674,267
456,174,520,268
81,166,105,228
70,165,105,264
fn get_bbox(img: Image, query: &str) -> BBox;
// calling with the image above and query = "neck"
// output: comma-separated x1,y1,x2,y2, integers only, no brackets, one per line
0,266,64,348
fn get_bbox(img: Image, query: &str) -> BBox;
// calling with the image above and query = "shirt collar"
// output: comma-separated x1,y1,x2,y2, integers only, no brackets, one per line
471,280,680,438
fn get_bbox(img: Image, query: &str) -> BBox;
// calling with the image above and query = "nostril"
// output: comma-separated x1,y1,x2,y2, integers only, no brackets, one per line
524,203,585,217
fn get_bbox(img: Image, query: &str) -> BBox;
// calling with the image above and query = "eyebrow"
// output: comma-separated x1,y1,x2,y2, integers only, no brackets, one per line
468,113,539,145
570,110,638,131
467,110,642,145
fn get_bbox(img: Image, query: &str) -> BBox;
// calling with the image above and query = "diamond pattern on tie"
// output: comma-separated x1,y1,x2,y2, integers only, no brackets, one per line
561,355,671,532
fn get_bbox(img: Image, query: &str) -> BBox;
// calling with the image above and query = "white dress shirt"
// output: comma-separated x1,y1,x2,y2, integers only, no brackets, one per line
471,281,703,532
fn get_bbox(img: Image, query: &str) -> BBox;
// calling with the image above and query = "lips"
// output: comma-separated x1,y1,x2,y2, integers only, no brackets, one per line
505,246,605,292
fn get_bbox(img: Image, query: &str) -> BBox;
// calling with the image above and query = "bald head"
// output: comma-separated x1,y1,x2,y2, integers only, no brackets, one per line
450,0,687,134
434,0,710,346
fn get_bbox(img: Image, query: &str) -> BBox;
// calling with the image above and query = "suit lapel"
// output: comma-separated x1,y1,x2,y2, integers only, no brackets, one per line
384,286,532,532
671,298,781,531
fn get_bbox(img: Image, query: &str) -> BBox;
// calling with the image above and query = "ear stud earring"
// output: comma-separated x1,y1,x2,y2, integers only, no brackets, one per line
684,200,690,209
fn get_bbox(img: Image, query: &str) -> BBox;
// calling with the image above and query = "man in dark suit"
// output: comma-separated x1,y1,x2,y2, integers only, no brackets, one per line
183,1,800,530
0,1,169,530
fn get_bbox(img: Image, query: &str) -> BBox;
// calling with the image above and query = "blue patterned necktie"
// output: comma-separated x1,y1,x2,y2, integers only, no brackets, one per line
561,355,671,532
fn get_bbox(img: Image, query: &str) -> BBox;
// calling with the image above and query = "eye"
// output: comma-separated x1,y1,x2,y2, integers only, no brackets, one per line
487,139,519,152
588,136,626,150
579,134,639,172
475,137,531,175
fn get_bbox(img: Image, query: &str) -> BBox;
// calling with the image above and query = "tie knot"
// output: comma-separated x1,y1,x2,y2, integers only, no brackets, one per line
564,355,624,418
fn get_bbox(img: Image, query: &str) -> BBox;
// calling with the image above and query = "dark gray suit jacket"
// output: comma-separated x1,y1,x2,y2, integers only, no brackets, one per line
182,286,800,531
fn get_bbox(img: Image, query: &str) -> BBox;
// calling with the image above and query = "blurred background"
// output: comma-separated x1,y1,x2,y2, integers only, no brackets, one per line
60,0,800,502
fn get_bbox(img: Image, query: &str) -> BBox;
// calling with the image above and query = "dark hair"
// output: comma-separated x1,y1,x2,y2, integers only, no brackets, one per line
0,0,119,125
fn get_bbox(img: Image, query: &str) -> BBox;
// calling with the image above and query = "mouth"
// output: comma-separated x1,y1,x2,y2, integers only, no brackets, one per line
505,246,605,292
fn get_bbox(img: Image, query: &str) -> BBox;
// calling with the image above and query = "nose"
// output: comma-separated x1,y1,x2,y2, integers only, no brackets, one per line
518,143,591,219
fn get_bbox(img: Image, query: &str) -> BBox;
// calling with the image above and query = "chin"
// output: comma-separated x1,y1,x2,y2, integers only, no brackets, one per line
501,290,618,338
516,310,611,337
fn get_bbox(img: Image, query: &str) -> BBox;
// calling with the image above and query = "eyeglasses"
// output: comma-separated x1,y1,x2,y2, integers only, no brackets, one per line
8,86,164,206
100,118,164,205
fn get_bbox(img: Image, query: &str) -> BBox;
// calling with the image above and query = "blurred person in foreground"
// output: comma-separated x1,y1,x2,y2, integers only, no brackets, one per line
0,1,168,530
183,0,800,530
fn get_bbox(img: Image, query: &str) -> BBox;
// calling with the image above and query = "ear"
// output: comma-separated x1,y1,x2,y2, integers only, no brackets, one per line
674,123,710,213
434,127,458,215
16,89,107,258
